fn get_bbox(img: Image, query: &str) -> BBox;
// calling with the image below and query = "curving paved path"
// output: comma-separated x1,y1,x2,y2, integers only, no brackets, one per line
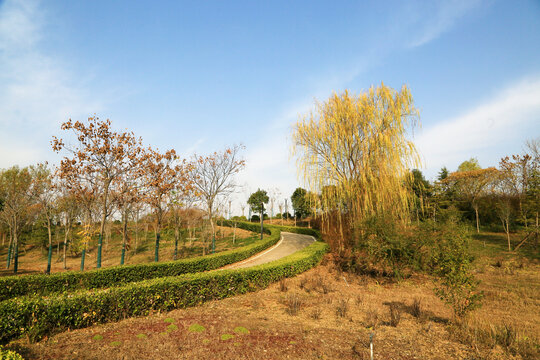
222,232,316,269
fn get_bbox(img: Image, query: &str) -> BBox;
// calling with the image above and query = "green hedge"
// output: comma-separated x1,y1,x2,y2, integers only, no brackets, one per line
222,219,320,239
0,241,328,344
0,225,279,301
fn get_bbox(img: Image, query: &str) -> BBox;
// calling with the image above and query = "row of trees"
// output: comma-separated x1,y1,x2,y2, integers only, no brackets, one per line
243,187,313,223
0,117,245,274
414,146,539,250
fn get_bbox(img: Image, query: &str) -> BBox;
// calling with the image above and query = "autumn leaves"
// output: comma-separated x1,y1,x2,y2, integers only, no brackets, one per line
51,116,244,270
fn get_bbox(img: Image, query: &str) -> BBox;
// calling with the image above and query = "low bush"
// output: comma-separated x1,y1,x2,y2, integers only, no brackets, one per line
284,293,303,316
0,240,328,344
0,222,279,301
0,346,24,360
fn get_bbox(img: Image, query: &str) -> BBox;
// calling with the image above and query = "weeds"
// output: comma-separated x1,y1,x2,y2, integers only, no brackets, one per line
449,321,540,359
285,293,303,316
336,299,349,318
251,298,263,310
314,275,332,294
279,279,288,292
388,303,401,327
311,308,322,320
411,298,422,319
365,308,379,328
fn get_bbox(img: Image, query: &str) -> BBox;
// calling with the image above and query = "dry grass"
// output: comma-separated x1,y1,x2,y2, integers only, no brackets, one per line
6,264,475,359
0,226,258,277
5,232,539,359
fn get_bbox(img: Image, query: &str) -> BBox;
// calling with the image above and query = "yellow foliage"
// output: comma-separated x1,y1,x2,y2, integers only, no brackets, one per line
292,83,421,248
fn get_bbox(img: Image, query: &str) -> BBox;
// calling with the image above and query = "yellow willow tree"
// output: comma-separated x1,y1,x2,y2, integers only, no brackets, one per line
292,84,421,252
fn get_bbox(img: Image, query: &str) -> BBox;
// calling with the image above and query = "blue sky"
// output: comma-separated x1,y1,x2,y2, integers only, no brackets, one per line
1,0,539,213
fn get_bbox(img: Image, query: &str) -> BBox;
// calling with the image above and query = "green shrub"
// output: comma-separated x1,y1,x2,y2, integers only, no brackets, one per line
0,240,328,344
350,214,482,318
0,345,24,359
0,223,280,301
431,219,482,318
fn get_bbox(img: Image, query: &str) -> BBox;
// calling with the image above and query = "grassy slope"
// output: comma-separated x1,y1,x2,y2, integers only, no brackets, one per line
6,230,540,360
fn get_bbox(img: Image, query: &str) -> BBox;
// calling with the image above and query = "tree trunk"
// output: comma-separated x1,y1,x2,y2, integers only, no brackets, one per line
46,215,53,275
81,215,88,271
504,219,511,251
260,210,264,240
134,210,139,253
13,216,19,274
63,216,70,270
6,235,13,269
80,246,86,271
173,210,180,260
233,222,236,245
475,206,480,233
97,181,111,269
154,215,161,262
209,212,216,254
56,224,60,258
121,210,128,265
13,234,19,274
63,232,68,270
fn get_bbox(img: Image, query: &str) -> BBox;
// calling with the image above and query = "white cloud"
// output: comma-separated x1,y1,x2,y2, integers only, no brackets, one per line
0,0,103,168
416,76,540,178
407,0,484,48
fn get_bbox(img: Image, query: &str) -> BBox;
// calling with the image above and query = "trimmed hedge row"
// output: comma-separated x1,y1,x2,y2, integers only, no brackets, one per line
0,240,328,344
0,224,278,301
222,219,321,239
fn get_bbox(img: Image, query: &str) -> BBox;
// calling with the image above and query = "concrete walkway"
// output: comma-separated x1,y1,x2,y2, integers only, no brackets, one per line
222,232,316,269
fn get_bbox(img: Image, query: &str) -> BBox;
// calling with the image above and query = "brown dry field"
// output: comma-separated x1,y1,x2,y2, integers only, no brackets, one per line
0,226,257,277
10,232,539,360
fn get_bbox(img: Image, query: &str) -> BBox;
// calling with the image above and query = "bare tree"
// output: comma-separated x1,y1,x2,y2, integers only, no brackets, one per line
56,187,79,269
168,181,197,260
191,145,245,253
112,172,142,265
32,163,58,274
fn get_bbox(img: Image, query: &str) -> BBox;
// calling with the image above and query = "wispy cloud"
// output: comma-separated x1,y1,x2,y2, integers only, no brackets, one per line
0,0,102,168
416,75,540,177
407,0,484,48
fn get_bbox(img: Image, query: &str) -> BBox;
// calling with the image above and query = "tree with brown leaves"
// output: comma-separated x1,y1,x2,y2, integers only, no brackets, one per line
140,148,192,262
52,116,145,269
